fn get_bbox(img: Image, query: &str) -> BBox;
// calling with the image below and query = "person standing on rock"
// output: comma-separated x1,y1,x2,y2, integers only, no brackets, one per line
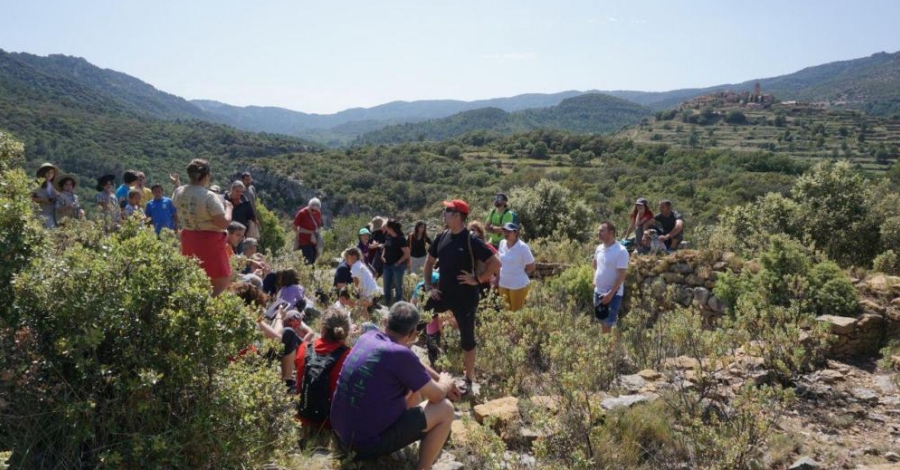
292,197,323,265
330,302,460,469
423,199,500,394
592,221,629,334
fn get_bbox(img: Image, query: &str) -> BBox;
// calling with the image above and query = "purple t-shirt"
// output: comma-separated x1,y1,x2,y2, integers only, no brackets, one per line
331,330,431,447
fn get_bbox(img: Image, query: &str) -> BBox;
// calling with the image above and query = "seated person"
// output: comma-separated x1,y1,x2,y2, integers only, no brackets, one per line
240,238,269,275
294,308,353,431
257,306,313,392
330,302,460,468
653,199,684,251
334,253,353,291
343,247,380,315
226,221,246,257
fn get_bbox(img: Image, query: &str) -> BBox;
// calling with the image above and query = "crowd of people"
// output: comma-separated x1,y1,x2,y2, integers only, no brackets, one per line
29,158,687,469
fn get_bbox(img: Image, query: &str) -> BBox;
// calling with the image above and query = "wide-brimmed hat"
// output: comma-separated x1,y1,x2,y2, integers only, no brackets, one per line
370,216,387,230
96,174,115,192
54,174,77,192
36,162,58,178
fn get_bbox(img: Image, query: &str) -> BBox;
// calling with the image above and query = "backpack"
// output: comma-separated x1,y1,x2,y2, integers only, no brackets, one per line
489,207,518,227
298,341,349,423
435,229,486,281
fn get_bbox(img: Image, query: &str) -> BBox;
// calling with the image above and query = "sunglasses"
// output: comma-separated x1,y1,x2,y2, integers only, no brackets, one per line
443,208,458,214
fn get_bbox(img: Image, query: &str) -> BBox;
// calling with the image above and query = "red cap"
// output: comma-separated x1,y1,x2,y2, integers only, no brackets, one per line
442,199,470,215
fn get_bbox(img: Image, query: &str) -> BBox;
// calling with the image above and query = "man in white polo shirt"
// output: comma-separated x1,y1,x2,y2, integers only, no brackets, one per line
592,221,629,334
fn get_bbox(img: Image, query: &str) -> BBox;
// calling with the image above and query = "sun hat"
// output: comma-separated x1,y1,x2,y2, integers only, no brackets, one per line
370,217,386,231
54,174,77,192
36,163,58,178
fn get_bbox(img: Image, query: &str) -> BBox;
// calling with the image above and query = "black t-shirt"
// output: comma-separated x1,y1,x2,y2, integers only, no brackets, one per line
229,193,256,227
282,327,301,357
654,211,683,236
333,261,352,287
383,234,407,265
428,229,495,297
409,235,431,257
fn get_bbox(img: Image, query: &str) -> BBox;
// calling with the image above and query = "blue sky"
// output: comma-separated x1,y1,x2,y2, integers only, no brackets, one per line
2,0,899,114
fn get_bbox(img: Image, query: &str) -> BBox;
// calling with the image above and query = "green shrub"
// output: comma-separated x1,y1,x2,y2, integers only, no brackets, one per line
873,250,900,275
1,220,296,469
546,263,594,312
509,179,594,242
256,200,289,257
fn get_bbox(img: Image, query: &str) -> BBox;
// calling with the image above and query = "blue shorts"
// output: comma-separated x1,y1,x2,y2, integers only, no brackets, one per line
593,292,623,327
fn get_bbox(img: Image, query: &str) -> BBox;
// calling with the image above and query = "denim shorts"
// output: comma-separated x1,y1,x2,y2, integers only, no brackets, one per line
593,292,623,327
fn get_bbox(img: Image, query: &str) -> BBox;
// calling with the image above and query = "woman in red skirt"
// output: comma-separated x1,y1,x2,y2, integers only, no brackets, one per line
172,159,234,296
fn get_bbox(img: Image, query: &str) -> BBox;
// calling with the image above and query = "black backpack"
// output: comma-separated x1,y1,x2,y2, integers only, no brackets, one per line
298,341,349,422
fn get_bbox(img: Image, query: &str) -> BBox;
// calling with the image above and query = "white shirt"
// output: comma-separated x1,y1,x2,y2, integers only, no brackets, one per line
350,260,379,299
498,239,535,290
594,242,629,296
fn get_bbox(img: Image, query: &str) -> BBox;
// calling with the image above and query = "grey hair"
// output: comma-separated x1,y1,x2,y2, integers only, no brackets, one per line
386,301,420,336
231,180,246,190
308,197,322,209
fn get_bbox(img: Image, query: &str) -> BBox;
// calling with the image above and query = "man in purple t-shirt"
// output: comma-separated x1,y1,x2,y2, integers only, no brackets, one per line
331,302,460,468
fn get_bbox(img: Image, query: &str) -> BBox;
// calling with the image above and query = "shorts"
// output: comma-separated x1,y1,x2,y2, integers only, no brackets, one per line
449,292,479,351
181,230,231,279
593,292,623,327
344,406,427,461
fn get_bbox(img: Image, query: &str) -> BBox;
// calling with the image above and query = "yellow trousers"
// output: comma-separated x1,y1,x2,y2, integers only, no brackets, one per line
499,285,531,312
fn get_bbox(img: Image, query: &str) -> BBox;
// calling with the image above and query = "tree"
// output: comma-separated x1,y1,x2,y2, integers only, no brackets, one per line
509,179,594,242
725,111,748,125
532,141,549,159
445,145,462,159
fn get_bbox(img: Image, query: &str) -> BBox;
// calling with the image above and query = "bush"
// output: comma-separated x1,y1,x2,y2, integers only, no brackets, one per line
509,179,594,242
256,200,289,257
1,220,296,468
874,250,900,275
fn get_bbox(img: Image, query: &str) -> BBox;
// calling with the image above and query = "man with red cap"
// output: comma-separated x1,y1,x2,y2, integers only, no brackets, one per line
423,199,500,394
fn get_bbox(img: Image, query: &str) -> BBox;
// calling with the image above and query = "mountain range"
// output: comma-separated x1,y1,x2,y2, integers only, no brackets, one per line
2,48,900,147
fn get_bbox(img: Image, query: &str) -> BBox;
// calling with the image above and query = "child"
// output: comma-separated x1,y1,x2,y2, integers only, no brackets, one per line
343,247,379,315
275,268,314,313
54,174,84,224
123,188,143,220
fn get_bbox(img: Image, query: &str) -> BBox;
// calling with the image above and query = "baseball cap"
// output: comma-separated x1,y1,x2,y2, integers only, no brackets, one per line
495,192,508,201
358,228,371,236
502,222,519,232
442,199,470,215
635,197,648,206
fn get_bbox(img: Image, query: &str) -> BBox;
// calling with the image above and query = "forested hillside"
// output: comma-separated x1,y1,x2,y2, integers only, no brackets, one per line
357,94,651,144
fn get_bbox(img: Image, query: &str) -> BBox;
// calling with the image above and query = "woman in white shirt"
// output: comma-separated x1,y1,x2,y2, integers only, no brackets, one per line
342,247,380,316
497,222,536,311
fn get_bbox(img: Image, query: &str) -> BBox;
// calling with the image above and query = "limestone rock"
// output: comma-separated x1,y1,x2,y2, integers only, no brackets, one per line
851,387,879,404
892,355,900,369
665,356,700,370
707,295,726,313
816,315,857,335
886,452,900,462
474,396,519,429
616,374,648,393
638,369,662,381
671,262,692,274
451,419,480,446
874,375,897,394
818,369,845,383
601,394,655,411
529,395,561,414
692,287,710,307
861,298,887,314
789,456,821,470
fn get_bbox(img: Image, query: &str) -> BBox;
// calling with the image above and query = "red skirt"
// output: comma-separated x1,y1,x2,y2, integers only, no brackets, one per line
181,230,231,279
